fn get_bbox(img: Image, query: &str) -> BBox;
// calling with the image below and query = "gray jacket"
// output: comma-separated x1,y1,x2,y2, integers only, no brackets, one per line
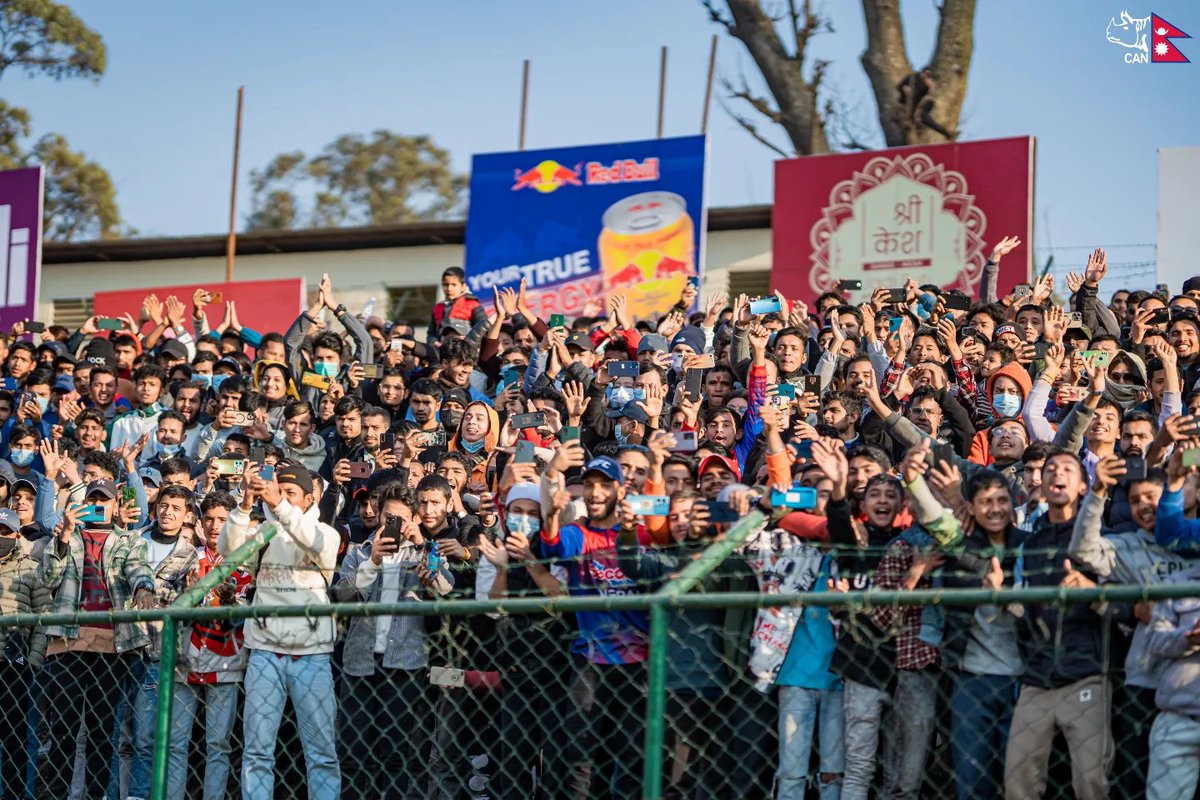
333,537,453,677
1069,492,1195,688
1150,565,1200,717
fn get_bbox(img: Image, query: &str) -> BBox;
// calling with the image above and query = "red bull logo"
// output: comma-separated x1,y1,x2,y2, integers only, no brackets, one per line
512,160,583,193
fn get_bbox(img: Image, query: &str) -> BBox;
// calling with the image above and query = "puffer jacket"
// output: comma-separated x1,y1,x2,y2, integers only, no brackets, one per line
273,429,328,473
0,545,50,670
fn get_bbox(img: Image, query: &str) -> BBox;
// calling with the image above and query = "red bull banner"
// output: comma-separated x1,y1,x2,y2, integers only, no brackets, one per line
772,136,1034,306
464,135,707,320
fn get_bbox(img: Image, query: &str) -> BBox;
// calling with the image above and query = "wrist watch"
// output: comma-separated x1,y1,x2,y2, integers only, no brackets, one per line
334,304,347,316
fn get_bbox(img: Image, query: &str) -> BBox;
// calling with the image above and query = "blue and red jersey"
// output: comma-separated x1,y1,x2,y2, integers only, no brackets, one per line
540,521,650,665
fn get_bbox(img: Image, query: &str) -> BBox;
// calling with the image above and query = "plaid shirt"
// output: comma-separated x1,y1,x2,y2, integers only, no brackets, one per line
37,527,156,654
141,532,199,660
870,540,940,671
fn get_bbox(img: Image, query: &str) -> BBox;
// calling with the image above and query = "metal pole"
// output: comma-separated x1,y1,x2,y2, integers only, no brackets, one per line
149,617,178,800
656,46,668,138
642,605,669,799
518,60,530,150
225,86,244,283
701,34,718,134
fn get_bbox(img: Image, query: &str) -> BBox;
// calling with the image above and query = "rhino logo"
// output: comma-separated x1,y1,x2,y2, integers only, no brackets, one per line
1107,10,1150,53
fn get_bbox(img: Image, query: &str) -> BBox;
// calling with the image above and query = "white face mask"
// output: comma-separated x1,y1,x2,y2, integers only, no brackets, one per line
505,513,539,537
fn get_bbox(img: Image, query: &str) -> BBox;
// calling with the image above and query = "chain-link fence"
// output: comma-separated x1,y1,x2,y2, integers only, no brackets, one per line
5,514,1200,799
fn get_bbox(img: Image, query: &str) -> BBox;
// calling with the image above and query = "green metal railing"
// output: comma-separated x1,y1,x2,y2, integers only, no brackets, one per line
9,516,1200,798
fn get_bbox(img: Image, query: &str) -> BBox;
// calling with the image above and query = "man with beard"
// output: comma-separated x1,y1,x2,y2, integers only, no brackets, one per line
1168,314,1200,391
1069,456,1193,800
821,391,864,447
539,456,648,798
406,378,444,434
1005,450,1112,800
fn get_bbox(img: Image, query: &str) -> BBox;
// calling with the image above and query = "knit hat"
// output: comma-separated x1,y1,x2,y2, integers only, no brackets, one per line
670,326,705,355
505,482,541,507
637,334,669,355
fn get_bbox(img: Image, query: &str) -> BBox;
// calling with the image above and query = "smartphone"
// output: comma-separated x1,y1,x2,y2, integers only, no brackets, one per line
426,542,442,573
25,321,45,333
1149,308,1170,325
514,440,536,464
560,425,580,443
1068,311,1083,323
549,314,566,329
250,446,265,465
260,464,275,481
608,361,639,379
749,296,783,315
688,276,700,289
1156,283,1170,296
346,462,373,479
1183,449,1200,468
121,485,137,506
301,371,332,390
1121,456,1147,482
511,411,546,430
685,369,703,401
627,494,670,516
429,666,466,688
792,440,814,459
770,394,791,409
776,383,797,400
500,366,521,385
769,486,818,510
232,411,256,427
78,504,106,524
382,515,403,544
692,353,716,369
943,294,972,312
885,288,907,304
802,375,820,396
461,493,481,512
1058,386,1089,403
416,430,447,447
837,279,863,291
213,458,245,476
670,430,698,452
1032,341,1051,360
389,339,406,351
931,442,956,469
1082,350,1112,369
381,432,396,454
360,364,383,380
697,500,740,524
888,316,904,333
1,378,16,391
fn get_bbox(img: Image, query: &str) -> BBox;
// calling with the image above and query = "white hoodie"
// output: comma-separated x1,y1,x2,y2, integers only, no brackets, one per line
218,498,340,655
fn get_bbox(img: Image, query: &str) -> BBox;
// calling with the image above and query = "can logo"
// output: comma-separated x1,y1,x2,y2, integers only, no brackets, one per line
598,192,695,320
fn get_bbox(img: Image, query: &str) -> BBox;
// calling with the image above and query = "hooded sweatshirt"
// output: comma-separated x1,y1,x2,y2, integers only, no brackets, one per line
218,498,340,655
1149,564,1200,718
970,362,1033,464
449,401,500,487
273,429,328,473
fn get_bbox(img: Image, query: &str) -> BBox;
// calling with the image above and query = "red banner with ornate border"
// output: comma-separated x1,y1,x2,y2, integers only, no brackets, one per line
772,136,1034,307
92,278,305,338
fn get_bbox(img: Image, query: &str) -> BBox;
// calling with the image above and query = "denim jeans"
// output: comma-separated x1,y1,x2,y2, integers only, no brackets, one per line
1147,710,1200,800
950,672,1018,800
168,682,239,800
883,670,937,800
242,650,339,800
841,680,888,800
127,656,160,799
776,685,844,800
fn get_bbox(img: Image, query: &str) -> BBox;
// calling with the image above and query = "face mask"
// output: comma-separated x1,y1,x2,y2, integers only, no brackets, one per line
210,374,227,392
9,450,34,468
991,394,1021,419
35,396,49,414
1104,382,1143,410
606,386,635,409
505,513,539,537
0,538,16,558
615,424,632,446
159,443,182,458
440,409,463,431
461,437,485,454
314,362,338,379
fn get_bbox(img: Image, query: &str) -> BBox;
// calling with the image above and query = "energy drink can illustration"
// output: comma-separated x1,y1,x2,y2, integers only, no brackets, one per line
598,191,695,319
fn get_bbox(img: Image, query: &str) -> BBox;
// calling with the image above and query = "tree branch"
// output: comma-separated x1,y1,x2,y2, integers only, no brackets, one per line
700,0,735,32
722,74,784,123
719,99,791,158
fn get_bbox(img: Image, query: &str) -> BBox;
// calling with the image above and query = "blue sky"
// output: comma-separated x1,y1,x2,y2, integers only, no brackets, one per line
6,0,1198,282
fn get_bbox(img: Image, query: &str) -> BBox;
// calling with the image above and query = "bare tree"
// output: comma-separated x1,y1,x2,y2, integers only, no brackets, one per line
703,0,976,155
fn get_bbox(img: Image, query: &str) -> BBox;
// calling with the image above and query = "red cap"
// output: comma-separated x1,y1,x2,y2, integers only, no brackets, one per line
698,454,741,482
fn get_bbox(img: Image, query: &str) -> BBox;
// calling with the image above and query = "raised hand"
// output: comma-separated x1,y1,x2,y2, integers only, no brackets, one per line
165,295,186,328
657,311,685,342
492,287,508,321
141,294,164,326
989,235,1021,262
899,438,931,485
319,273,336,310
561,381,590,422
1065,272,1084,295
635,381,665,422
1084,248,1108,287
1043,305,1065,343
1031,274,1055,305
704,292,728,328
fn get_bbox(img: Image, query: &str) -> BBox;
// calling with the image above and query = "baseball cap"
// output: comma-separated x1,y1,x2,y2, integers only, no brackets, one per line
9,478,37,497
160,339,189,361
54,375,76,393
138,467,163,487
275,463,314,495
440,318,470,337
85,479,118,500
637,334,669,355
0,509,20,534
0,462,13,486
565,333,595,353
582,456,623,485
994,324,1019,340
698,454,741,482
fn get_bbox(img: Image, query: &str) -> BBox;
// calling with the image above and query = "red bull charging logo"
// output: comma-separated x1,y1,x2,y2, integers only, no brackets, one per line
512,160,583,193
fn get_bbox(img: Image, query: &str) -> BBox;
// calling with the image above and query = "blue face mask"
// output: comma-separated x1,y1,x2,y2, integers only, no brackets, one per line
314,362,338,379
461,438,486,454
992,393,1021,419
505,513,539,537
606,386,635,409
209,374,227,392
9,450,34,468
615,423,633,446
159,443,182,458
35,396,49,414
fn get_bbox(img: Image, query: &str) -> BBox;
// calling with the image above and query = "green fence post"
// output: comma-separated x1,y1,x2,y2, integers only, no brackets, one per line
641,511,764,798
150,616,178,800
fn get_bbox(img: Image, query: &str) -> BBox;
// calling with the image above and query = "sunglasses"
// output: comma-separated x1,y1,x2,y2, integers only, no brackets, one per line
1108,371,1138,385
